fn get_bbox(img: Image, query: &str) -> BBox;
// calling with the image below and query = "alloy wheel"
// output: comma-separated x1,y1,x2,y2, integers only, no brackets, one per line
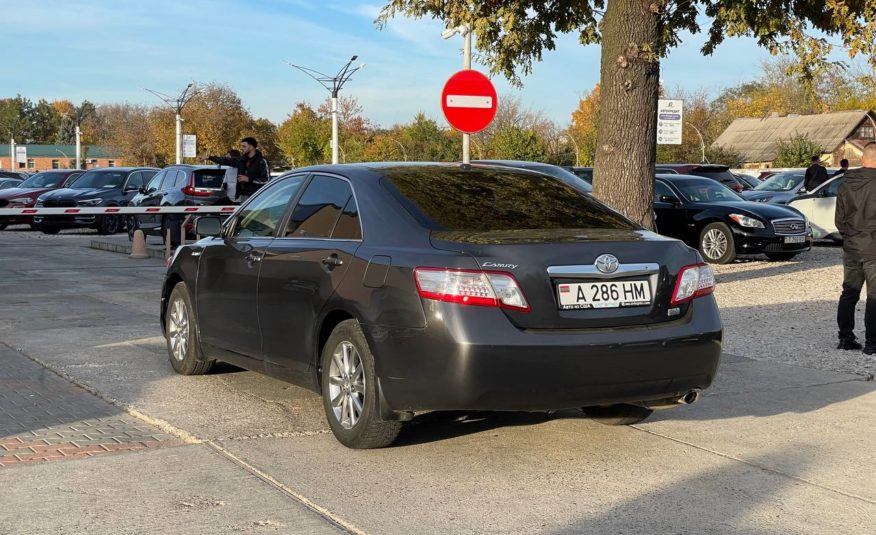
167,298,189,361
327,341,365,430
702,228,728,260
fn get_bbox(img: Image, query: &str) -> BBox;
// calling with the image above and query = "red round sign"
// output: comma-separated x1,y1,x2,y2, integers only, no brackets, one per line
441,70,498,134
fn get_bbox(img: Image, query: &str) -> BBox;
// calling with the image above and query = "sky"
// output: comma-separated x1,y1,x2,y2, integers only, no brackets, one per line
0,0,822,128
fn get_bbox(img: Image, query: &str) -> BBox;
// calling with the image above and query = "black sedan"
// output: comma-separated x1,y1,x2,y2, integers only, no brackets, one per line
655,174,812,264
35,167,158,234
162,163,722,448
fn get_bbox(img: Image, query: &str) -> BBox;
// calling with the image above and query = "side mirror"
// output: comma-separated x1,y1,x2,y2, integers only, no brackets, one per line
659,195,681,205
138,186,148,194
195,216,222,237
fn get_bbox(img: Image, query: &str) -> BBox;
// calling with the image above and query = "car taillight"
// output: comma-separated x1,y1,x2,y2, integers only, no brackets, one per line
413,268,530,312
671,263,715,306
182,185,213,197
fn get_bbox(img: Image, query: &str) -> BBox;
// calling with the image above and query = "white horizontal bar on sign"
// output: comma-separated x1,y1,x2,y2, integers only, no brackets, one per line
446,95,493,109
0,206,238,216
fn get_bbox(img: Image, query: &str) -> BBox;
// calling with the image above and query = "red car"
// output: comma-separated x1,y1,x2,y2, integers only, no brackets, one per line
0,170,83,230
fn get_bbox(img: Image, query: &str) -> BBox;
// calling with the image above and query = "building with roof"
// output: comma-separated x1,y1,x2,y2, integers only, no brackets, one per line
712,110,876,168
0,144,123,172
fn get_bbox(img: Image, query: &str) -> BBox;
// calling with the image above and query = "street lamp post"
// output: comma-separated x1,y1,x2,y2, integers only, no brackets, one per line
285,56,364,165
686,122,707,163
442,25,473,163
564,135,580,166
75,126,81,169
8,137,13,171
146,83,197,165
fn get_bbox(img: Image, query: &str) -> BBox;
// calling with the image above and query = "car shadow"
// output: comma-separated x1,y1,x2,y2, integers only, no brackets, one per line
393,410,584,447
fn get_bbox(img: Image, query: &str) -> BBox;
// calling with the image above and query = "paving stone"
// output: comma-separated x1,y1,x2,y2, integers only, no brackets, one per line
0,348,181,468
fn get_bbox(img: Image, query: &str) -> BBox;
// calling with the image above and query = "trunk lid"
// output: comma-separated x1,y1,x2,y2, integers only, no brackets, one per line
430,228,696,329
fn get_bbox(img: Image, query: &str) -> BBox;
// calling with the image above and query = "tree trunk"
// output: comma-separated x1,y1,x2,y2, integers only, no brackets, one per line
593,0,661,230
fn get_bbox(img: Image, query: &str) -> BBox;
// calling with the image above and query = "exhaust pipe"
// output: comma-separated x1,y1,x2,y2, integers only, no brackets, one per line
678,388,702,405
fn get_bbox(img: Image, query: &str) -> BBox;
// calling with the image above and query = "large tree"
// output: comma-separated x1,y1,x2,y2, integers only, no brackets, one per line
378,1,876,228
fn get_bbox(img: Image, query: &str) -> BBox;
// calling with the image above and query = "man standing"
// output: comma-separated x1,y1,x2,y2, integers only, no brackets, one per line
834,158,849,176
804,155,829,192
835,142,876,355
206,137,270,201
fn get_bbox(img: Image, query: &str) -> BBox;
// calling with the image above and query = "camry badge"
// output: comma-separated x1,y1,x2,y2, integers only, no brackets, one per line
595,254,619,274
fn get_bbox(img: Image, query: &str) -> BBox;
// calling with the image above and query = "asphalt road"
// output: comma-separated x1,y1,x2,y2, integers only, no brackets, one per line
0,229,874,534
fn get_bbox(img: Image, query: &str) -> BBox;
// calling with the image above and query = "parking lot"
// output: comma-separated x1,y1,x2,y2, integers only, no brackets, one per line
0,227,873,534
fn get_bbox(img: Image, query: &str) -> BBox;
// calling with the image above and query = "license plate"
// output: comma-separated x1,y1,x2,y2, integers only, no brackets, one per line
784,235,805,244
557,281,652,310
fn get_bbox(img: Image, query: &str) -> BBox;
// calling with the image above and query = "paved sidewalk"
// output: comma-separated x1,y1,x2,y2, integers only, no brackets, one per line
0,347,183,467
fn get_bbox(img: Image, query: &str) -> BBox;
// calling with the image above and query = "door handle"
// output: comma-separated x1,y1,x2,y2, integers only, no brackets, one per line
245,252,263,264
322,255,344,268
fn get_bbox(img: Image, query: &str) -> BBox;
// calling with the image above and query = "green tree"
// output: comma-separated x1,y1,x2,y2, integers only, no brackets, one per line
489,126,549,161
278,102,331,166
773,133,823,168
398,113,458,161
379,1,876,228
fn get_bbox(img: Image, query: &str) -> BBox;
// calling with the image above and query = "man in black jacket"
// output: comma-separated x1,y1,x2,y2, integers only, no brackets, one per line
804,155,829,192
835,143,876,354
206,137,270,200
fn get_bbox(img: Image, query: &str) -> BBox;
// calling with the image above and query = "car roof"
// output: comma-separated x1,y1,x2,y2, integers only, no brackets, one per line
656,173,722,183
283,161,567,178
162,164,224,170
81,167,158,172
656,163,730,171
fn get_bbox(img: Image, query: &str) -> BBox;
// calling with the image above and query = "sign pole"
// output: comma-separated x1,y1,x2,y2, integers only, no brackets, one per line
9,137,13,171
462,29,472,164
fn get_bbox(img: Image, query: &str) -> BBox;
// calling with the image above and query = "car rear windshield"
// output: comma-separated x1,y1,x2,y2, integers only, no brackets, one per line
755,173,804,192
194,169,225,189
20,172,64,188
71,171,127,189
691,168,737,184
381,167,638,232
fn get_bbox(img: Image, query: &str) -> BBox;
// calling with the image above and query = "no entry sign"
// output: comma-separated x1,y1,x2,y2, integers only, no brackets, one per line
441,70,498,134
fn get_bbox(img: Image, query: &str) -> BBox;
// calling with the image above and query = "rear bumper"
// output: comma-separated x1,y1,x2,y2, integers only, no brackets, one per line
734,231,812,255
365,297,722,412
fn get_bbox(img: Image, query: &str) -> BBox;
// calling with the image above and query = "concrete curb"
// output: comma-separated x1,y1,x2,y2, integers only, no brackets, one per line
89,239,166,260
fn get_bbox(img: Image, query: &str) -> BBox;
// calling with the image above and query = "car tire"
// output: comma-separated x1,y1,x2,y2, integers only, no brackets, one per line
584,404,653,426
699,222,736,264
97,214,121,235
165,282,214,375
41,226,60,235
320,319,402,449
765,252,798,261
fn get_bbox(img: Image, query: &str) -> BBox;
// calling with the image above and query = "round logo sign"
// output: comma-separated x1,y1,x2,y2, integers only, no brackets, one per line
595,254,620,274
441,70,498,134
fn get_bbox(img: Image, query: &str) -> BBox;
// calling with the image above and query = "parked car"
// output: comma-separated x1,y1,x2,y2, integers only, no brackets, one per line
740,171,806,204
0,169,84,230
163,163,722,449
0,171,30,181
127,165,226,242
565,166,594,184
0,177,23,190
788,173,845,241
654,173,812,263
656,164,750,192
34,167,158,235
474,160,593,192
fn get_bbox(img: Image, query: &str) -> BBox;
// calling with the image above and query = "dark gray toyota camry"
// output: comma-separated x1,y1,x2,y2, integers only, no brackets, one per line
161,163,722,448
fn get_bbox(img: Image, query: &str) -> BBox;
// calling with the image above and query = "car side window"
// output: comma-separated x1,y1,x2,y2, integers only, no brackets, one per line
284,175,354,239
173,170,188,188
146,171,166,192
232,176,306,238
125,172,144,190
159,170,178,190
332,196,362,240
823,177,843,198
654,181,674,202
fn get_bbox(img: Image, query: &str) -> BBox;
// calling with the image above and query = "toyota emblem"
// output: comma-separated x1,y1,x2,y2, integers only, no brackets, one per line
595,254,619,274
